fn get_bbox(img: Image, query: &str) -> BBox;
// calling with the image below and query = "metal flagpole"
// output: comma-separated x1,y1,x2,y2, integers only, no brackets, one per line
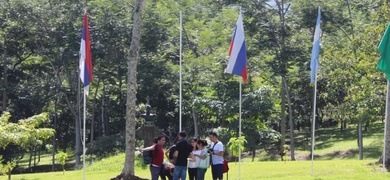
179,10,182,132
238,79,242,180
311,71,318,175
383,80,389,171
83,90,86,180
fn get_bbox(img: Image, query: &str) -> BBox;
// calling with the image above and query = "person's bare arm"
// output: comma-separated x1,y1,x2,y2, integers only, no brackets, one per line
139,145,155,152
214,151,224,156
195,153,207,159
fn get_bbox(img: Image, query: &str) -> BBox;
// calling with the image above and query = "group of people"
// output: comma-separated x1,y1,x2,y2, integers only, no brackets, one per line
139,131,225,180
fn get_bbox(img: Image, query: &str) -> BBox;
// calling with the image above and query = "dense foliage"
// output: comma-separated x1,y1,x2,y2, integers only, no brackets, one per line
1,0,390,171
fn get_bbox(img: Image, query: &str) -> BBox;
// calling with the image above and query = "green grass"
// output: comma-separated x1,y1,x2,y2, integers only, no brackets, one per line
7,155,390,180
276,122,384,161
4,122,390,179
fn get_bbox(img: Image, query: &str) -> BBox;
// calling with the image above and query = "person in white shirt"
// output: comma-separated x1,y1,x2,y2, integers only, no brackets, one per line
194,139,209,180
187,138,200,180
208,132,224,180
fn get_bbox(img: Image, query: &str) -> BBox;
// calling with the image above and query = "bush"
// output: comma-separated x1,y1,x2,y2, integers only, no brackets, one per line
56,152,68,174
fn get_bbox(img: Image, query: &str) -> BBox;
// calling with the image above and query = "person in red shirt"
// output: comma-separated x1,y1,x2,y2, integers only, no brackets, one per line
140,135,166,180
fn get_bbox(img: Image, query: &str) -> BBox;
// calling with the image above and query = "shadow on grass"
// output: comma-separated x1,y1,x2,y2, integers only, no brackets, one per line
257,122,385,161
12,162,77,175
292,122,384,152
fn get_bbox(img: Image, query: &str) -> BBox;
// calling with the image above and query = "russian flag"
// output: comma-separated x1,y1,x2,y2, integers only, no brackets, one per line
79,13,93,95
225,12,247,83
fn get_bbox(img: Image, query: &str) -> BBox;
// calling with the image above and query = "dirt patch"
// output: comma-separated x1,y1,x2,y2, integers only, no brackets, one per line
325,150,359,158
286,149,359,160
111,173,149,180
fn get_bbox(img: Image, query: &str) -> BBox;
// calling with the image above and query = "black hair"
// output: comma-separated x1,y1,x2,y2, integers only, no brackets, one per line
191,138,198,150
179,131,187,138
208,132,218,137
197,139,208,146
154,135,166,143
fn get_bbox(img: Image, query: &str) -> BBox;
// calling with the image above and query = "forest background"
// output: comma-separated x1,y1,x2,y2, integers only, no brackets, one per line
1,0,390,175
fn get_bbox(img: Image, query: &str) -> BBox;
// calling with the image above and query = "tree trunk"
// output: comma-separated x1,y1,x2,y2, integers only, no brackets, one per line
44,46,81,169
75,71,82,169
90,71,101,163
275,0,288,160
283,78,295,161
34,146,37,167
2,3,9,112
52,89,58,171
2,39,8,112
122,0,145,177
358,122,363,160
28,147,33,169
380,82,390,169
38,147,41,164
280,76,286,159
364,120,369,132
251,148,256,162
102,83,106,136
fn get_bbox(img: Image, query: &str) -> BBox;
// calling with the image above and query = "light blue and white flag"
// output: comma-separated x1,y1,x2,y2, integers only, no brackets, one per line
310,7,321,83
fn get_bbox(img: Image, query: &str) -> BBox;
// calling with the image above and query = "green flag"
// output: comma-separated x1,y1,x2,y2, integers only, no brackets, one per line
378,23,390,80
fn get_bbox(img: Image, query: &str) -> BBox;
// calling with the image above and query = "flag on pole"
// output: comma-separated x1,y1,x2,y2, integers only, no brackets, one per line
225,11,248,83
79,12,93,95
378,23,390,80
310,7,321,83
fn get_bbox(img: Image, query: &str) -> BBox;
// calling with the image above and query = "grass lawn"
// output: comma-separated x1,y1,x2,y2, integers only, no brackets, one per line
7,153,390,180
4,121,390,179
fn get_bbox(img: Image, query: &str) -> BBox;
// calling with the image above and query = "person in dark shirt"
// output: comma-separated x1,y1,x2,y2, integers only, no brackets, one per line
160,162,174,180
165,144,177,164
173,131,192,180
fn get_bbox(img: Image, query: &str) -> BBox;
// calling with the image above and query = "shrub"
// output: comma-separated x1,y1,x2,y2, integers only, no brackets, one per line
56,151,68,174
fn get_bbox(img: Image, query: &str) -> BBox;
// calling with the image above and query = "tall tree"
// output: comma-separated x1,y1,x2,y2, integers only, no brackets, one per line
123,0,145,177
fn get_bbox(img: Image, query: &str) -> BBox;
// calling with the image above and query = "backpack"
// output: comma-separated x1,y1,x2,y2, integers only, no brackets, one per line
143,144,159,165
143,150,153,165
223,159,229,173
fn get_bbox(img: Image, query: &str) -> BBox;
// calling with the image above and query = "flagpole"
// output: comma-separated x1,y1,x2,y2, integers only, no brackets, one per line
83,90,86,180
383,80,389,171
82,10,87,180
311,73,318,175
179,10,182,132
238,79,242,180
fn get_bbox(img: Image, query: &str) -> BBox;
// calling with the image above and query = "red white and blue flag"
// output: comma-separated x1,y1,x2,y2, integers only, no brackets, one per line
79,13,93,95
225,12,247,83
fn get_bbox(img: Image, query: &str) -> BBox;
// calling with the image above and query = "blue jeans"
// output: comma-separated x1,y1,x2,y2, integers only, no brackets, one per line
173,165,187,180
197,168,207,180
150,165,161,180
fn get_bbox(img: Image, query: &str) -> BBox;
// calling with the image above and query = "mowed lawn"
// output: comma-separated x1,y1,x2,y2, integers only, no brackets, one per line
7,153,390,180
5,122,390,179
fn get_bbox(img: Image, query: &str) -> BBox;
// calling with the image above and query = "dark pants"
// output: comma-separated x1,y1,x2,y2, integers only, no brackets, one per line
197,168,207,180
188,167,198,180
211,164,223,180
150,165,161,180
160,169,173,180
